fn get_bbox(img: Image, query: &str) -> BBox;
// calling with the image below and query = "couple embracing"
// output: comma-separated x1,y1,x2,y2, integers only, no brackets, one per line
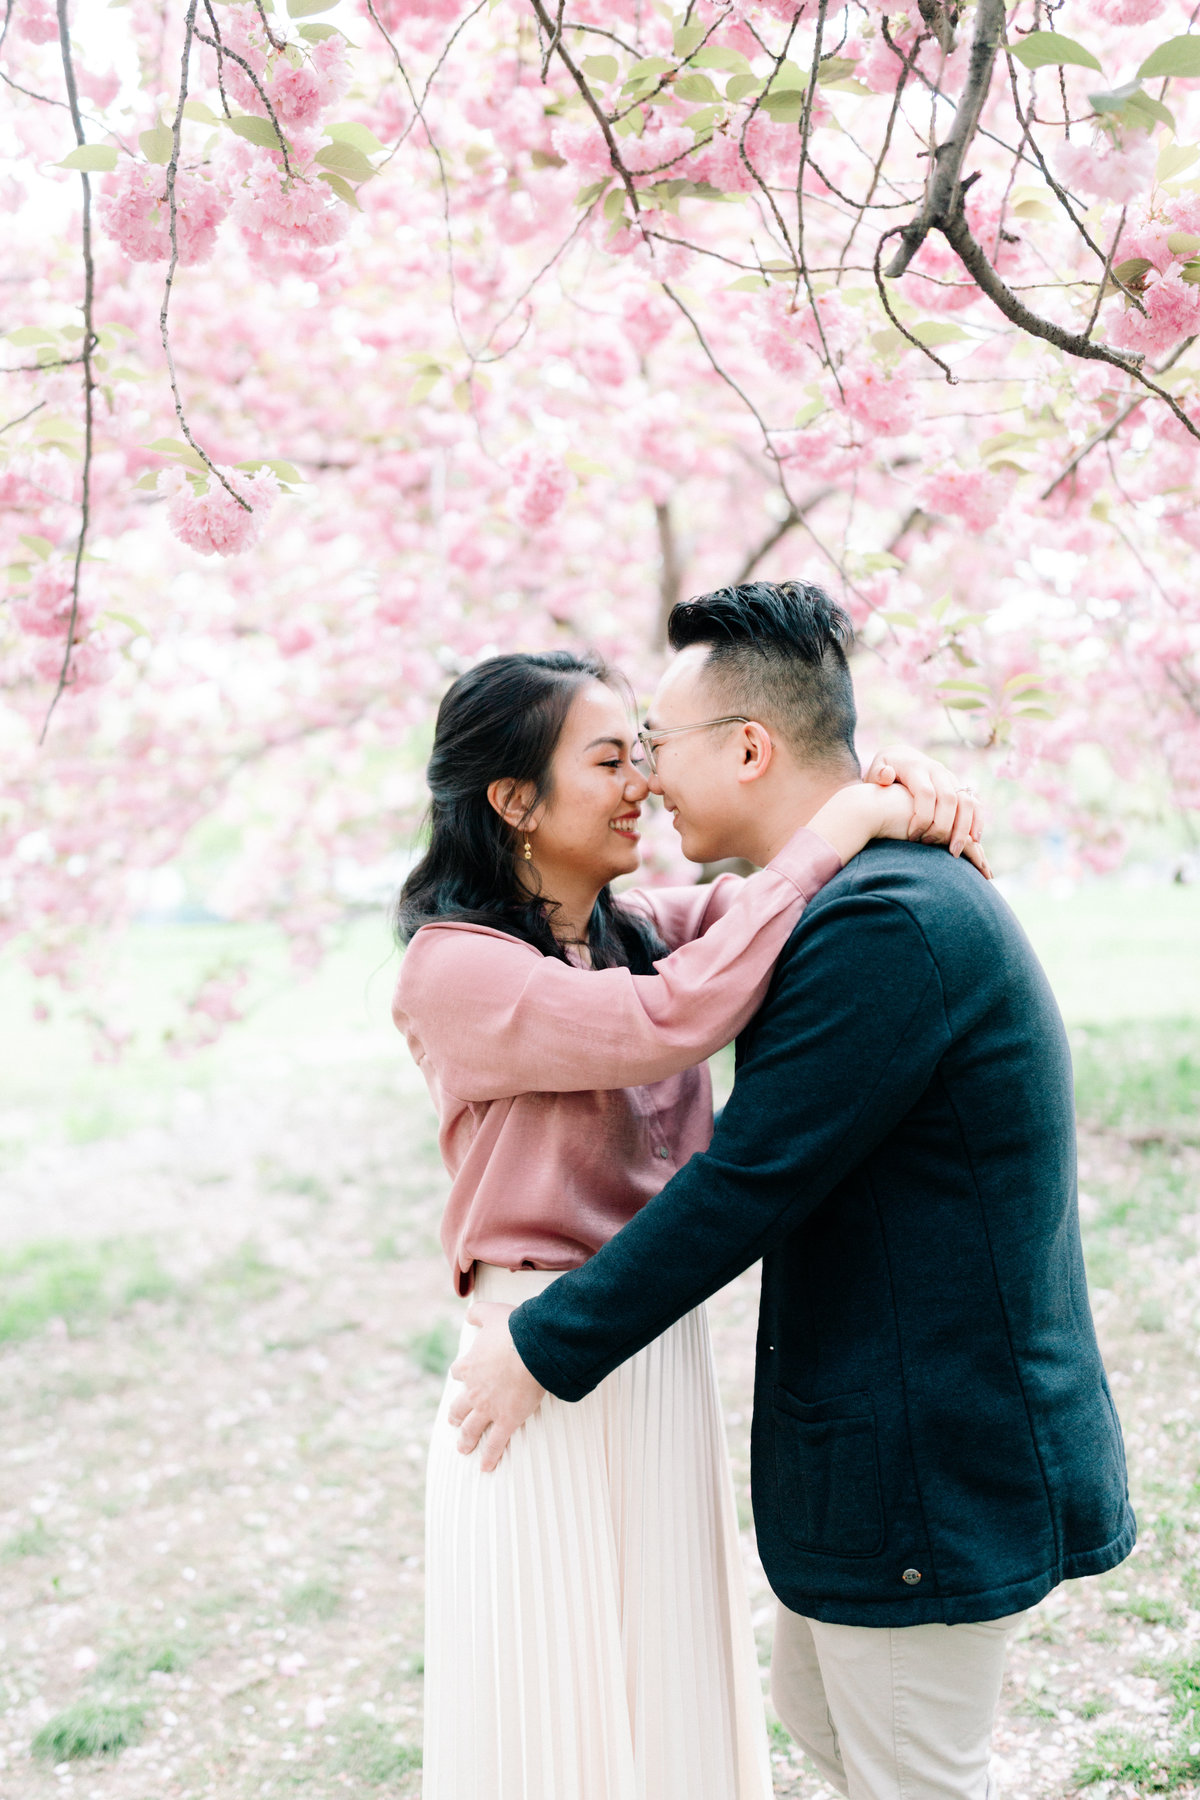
393,580,1134,1800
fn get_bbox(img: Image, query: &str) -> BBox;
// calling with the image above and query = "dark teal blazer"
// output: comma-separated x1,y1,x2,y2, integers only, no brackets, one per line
510,841,1135,1626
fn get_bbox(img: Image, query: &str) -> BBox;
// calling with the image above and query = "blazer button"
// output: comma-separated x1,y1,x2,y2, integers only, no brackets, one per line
901,1568,922,1585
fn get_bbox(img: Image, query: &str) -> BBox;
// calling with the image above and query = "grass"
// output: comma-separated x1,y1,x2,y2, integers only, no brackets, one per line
1,1518,51,1559
1070,1019,1200,1138
408,1319,457,1378
330,1717,422,1783
0,1238,173,1342
1106,1595,1184,1628
31,1701,146,1761
1077,1730,1200,1791
284,1579,342,1624
96,1635,203,1683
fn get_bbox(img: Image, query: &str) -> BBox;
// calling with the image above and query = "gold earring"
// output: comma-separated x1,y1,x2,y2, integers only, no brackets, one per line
523,836,533,863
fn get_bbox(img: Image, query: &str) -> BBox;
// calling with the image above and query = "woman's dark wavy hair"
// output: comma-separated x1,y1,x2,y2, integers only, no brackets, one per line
394,650,665,973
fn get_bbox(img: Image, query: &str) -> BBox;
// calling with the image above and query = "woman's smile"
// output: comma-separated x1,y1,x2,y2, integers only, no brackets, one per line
609,809,641,841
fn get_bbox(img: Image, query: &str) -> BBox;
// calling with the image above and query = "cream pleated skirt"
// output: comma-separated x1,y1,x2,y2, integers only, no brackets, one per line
423,1265,773,1800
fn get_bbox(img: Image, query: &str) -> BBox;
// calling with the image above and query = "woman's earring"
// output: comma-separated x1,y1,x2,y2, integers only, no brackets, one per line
523,836,533,863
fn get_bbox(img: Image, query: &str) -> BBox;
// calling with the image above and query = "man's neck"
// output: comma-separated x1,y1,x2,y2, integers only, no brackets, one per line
738,764,860,868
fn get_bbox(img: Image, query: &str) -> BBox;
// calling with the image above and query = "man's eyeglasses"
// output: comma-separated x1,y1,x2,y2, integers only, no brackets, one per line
634,716,751,775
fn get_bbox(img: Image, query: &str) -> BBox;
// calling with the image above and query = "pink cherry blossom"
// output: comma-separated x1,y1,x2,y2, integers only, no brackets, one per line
1109,265,1200,358
157,465,280,557
16,0,58,42
99,161,231,265
505,446,572,530
838,363,917,436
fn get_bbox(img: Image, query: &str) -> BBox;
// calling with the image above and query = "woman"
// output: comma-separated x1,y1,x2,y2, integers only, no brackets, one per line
392,650,983,1800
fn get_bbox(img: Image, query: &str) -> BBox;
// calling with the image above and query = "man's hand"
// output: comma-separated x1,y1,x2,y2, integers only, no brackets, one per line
447,1301,547,1472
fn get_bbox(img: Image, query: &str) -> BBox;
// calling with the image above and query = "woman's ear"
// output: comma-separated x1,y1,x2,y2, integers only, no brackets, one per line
486,778,538,828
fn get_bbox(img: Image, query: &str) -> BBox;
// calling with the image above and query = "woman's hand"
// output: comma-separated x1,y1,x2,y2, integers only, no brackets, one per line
809,764,992,878
865,744,984,855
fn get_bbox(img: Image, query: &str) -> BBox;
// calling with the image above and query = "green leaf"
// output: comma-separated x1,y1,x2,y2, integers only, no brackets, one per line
1180,259,1200,284
183,99,220,124
693,46,750,74
287,0,337,14
1009,31,1102,73
581,54,618,84
603,187,627,224
56,144,119,172
133,471,161,491
793,398,824,427
314,141,375,182
1119,88,1175,132
1111,255,1154,290
297,22,343,39
101,609,149,635
408,367,441,404
673,25,705,58
880,610,919,628
140,123,174,165
626,56,673,80
767,60,808,93
726,274,768,291
817,56,858,84
674,72,721,103
19,534,53,560
683,105,722,135
575,178,610,207
761,89,806,122
6,326,58,346
227,114,284,151
145,436,193,455
325,121,388,156
1168,230,1200,254
530,148,566,167
1137,35,1200,81
943,697,988,711
317,170,361,209
236,457,303,483
1158,142,1200,182
726,73,764,103
563,451,611,476
938,679,991,694
910,320,969,344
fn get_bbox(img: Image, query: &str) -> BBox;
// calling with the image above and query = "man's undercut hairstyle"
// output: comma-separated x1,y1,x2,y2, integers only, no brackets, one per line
667,579,859,769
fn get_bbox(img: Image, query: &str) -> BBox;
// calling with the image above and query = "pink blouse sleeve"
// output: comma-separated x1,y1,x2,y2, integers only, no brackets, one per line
393,826,841,1102
619,872,743,951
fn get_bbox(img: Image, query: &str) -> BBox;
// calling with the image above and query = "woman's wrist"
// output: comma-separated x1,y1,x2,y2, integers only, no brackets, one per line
805,782,885,864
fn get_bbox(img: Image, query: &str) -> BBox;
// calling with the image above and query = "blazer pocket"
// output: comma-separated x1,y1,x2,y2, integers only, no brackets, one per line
771,1387,885,1559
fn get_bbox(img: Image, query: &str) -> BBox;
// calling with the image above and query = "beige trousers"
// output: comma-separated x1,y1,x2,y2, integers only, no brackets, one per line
771,1603,1023,1800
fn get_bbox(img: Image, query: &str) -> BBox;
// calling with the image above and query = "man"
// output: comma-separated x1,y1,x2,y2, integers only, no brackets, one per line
449,579,1134,1800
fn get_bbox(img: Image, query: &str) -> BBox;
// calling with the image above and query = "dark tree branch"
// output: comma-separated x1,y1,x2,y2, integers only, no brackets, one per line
0,400,45,436
941,205,1200,440
654,500,684,647
162,0,252,511
41,0,96,741
734,487,836,583
886,0,1005,278
1041,337,1197,498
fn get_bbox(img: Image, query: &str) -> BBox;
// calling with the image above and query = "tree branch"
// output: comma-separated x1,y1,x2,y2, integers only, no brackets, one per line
941,205,1200,441
886,0,1004,278
734,487,836,583
40,0,96,741
161,0,253,511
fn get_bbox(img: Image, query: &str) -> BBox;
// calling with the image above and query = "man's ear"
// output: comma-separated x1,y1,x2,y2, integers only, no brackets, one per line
735,722,775,785
487,777,539,827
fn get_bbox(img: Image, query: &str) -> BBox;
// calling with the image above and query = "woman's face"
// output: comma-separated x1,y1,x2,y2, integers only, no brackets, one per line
526,681,650,888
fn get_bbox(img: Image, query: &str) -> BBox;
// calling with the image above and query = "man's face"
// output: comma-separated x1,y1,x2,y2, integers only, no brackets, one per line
644,645,751,864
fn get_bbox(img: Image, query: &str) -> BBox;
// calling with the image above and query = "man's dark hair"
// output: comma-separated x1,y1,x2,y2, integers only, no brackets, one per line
667,579,859,770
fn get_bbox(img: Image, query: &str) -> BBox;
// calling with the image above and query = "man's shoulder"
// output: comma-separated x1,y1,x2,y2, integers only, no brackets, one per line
807,839,999,920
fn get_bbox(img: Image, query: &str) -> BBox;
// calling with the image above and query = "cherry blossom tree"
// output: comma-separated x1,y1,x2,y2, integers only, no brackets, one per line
2,0,1199,1034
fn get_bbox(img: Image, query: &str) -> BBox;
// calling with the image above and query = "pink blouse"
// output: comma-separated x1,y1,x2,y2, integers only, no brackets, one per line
393,825,842,1294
